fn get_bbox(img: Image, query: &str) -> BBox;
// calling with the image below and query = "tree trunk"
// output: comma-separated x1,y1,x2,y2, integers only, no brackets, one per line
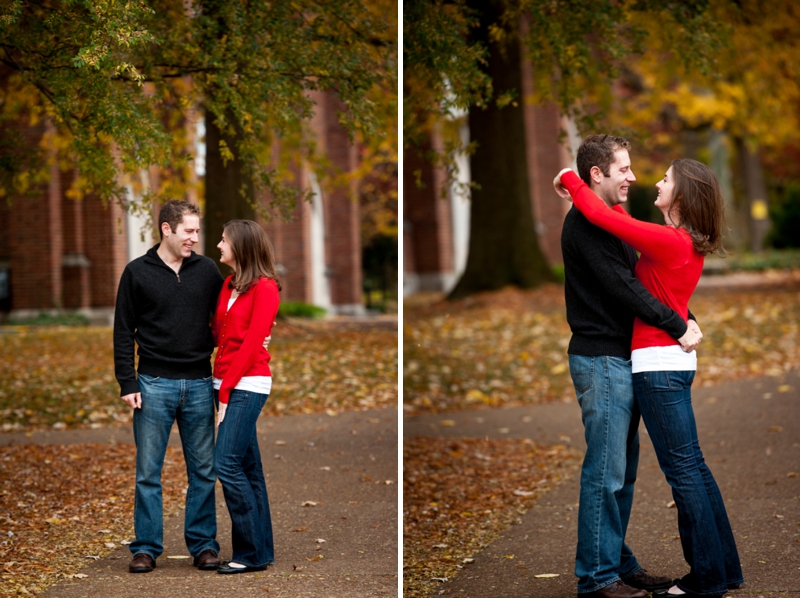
448,1,555,300
203,109,256,266
735,137,771,253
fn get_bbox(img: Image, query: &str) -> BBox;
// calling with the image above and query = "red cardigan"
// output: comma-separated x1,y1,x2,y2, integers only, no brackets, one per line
212,276,280,404
562,171,703,351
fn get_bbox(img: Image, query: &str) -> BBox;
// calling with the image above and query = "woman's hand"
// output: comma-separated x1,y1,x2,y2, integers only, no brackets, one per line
217,402,227,427
553,168,574,201
678,321,703,353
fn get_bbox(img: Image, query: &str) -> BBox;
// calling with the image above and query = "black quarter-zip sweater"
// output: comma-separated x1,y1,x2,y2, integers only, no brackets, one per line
561,206,689,359
114,244,224,396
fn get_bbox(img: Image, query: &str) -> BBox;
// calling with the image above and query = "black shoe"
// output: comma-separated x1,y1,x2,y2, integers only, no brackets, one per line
129,553,156,573
653,586,725,598
623,568,673,591
581,581,648,598
216,561,269,574
193,549,221,570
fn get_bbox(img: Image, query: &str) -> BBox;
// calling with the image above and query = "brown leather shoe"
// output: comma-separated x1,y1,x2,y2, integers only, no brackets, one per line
129,553,156,573
582,580,648,598
193,549,221,570
623,568,673,591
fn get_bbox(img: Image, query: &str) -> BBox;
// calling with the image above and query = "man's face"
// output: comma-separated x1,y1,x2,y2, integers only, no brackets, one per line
594,149,636,207
163,214,200,260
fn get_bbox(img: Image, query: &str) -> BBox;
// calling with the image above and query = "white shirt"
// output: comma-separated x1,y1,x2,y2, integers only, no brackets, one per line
631,345,696,374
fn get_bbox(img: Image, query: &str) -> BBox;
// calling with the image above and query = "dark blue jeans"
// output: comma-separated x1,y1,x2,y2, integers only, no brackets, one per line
132,374,219,560
570,355,643,594
634,370,744,596
214,389,274,567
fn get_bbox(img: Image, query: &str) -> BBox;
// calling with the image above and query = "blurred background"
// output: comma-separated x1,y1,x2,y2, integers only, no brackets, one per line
404,0,800,298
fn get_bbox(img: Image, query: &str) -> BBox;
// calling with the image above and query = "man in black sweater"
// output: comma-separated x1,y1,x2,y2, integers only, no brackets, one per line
114,200,223,574
561,135,701,598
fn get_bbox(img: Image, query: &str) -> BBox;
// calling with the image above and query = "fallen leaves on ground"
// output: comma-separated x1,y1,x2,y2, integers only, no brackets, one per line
0,443,187,596
404,284,800,413
403,436,581,598
0,324,397,432
268,329,397,416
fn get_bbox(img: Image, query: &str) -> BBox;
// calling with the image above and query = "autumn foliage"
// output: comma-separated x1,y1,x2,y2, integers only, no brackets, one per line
404,283,800,413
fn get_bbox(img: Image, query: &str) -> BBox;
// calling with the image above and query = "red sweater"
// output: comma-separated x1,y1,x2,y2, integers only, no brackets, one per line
212,276,280,404
562,171,703,351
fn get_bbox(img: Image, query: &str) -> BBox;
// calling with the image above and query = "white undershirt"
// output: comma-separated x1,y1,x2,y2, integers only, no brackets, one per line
213,294,272,395
631,345,697,374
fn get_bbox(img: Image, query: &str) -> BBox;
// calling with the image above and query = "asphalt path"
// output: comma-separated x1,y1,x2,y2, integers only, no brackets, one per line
4,407,399,598
405,370,800,597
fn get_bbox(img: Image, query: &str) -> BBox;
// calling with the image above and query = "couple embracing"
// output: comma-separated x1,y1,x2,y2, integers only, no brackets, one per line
114,200,279,575
559,135,744,597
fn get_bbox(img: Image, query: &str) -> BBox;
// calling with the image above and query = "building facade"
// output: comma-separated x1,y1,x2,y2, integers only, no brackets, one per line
0,92,367,323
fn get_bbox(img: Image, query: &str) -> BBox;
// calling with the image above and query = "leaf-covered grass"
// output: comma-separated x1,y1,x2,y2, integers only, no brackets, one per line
0,443,187,596
0,325,397,432
404,284,800,413
403,437,581,598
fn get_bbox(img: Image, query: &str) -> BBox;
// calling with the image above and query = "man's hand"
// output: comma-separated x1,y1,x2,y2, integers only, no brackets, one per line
122,392,142,409
217,402,227,427
553,168,574,200
677,323,702,353
262,320,277,351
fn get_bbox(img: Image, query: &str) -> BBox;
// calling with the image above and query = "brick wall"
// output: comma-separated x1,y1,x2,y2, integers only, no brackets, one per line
5,119,62,311
522,99,569,266
84,194,127,308
317,93,362,308
403,125,454,288
260,169,311,304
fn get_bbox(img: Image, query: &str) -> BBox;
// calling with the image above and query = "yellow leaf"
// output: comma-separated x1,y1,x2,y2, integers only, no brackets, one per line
778,385,791,393
550,363,567,375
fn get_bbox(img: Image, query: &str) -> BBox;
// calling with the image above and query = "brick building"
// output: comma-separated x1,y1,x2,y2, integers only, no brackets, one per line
404,65,579,296
0,91,368,323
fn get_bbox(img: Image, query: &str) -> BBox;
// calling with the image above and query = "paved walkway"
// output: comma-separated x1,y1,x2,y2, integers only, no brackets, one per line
4,407,398,597
405,370,800,597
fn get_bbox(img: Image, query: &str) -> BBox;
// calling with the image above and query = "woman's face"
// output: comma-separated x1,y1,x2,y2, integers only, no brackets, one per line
217,231,237,270
655,166,679,226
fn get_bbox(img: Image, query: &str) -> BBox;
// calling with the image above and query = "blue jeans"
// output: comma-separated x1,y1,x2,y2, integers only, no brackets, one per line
131,374,219,560
214,389,274,567
569,355,642,594
634,370,743,596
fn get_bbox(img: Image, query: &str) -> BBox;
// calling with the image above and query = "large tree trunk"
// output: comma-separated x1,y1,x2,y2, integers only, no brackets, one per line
203,110,256,266
448,1,555,300
735,137,771,253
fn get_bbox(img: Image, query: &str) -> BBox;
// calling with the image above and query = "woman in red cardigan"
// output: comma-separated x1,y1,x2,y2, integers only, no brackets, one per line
555,160,743,598
212,220,280,574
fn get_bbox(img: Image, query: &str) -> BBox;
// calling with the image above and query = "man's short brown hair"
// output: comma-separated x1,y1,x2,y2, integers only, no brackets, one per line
157,200,201,239
576,135,631,186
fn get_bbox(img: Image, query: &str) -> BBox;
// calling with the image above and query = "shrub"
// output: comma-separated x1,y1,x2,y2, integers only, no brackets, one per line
277,301,327,319
767,184,800,249
8,311,89,327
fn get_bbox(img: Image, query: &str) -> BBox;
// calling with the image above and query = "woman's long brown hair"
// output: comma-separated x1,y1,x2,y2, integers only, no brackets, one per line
668,159,727,256
223,220,282,293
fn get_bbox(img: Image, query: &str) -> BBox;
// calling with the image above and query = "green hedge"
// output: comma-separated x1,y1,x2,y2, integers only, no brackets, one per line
7,311,89,327
277,301,327,319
